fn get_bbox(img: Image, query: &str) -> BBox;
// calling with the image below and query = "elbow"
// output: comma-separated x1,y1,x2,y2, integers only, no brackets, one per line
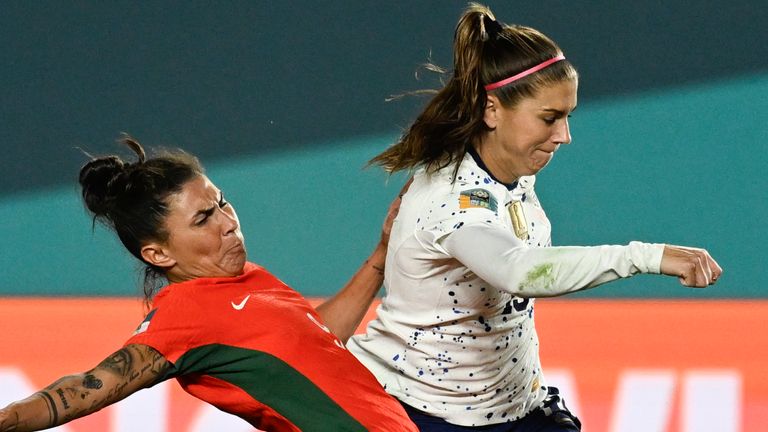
495,262,558,298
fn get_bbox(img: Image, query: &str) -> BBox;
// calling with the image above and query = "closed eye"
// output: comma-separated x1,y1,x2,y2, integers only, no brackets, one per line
193,192,229,226
195,208,214,226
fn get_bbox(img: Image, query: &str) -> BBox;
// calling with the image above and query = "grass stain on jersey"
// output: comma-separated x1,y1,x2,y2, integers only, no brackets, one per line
520,263,555,292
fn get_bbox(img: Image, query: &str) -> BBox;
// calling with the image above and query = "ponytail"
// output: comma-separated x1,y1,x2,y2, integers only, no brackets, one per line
370,3,494,176
370,3,577,177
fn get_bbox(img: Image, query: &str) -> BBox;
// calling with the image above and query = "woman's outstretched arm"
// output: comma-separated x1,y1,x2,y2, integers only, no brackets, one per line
0,343,170,432
316,179,412,343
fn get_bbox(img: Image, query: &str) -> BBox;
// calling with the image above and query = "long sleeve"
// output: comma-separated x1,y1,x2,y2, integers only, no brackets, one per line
436,223,664,297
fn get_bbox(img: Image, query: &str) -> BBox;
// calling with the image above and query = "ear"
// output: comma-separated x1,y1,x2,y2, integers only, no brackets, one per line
141,242,176,270
483,94,500,129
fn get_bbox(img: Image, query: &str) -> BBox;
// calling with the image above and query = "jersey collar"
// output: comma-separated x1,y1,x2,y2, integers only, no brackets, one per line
466,146,518,191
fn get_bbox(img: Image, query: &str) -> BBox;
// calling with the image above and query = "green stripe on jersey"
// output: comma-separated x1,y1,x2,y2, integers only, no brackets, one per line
171,344,366,432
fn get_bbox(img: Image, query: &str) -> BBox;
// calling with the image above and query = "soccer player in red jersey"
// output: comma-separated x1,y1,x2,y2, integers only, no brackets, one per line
0,136,417,432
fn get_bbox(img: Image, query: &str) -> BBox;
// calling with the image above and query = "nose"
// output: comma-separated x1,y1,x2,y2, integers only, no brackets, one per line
216,206,239,235
553,118,572,145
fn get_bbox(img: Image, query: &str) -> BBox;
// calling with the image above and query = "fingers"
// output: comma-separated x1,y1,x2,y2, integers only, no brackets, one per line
706,252,723,283
675,257,702,288
386,177,414,223
398,177,414,198
660,245,722,288
682,249,709,288
693,251,712,287
687,247,722,287
380,177,414,247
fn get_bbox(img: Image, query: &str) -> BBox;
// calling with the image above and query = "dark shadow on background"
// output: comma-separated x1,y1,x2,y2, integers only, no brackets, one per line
2,1,766,195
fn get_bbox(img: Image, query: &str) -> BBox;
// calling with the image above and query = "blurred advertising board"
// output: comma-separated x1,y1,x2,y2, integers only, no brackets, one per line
0,299,765,431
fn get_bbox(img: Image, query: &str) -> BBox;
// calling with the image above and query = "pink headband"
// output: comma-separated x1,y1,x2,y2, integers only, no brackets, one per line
484,54,566,91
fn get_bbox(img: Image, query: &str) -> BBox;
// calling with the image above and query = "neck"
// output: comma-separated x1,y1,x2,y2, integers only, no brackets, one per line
165,272,186,284
471,143,520,187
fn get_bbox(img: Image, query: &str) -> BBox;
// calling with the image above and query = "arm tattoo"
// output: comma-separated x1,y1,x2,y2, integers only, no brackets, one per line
94,346,169,405
97,349,132,377
138,347,168,376
2,346,169,429
54,389,70,410
365,259,385,276
44,376,71,391
82,374,103,390
37,391,58,427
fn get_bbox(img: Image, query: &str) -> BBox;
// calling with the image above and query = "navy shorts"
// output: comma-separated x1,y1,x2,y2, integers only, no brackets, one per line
400,387,581,432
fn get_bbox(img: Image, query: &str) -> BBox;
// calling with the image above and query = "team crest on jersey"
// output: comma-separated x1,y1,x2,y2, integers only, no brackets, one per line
459,188,497,212
132,309,157,335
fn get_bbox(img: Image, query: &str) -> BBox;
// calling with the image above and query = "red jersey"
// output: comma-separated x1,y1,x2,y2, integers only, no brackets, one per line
125,262,416,432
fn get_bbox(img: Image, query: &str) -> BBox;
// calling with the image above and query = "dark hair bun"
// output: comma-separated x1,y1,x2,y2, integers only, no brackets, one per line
79,156,126,216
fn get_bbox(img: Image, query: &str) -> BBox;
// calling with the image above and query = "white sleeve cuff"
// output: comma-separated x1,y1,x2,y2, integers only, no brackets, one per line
627,241,665,274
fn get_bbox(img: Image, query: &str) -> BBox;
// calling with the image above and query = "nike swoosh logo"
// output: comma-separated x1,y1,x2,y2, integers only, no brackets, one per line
231,294,251,311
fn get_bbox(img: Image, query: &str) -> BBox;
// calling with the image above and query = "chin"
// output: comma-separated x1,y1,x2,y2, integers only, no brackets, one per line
530,160,552,174
231,256,247,276
220,254,247,277
525,167,544,176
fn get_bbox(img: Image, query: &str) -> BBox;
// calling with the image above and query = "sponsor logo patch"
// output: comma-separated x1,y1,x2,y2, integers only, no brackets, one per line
459,188,497,212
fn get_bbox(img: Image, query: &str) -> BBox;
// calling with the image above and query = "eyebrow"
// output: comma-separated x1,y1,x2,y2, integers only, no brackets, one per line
191,191,223,222
194,206,215,219
192,206,215,225
540,105,577,116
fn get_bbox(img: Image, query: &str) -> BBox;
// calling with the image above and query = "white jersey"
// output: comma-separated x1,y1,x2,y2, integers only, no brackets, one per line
348,151,664,427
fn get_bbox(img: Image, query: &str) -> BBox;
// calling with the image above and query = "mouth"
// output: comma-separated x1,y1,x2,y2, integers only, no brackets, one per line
536,149,556,158
227,241,246,255
538,145,559,155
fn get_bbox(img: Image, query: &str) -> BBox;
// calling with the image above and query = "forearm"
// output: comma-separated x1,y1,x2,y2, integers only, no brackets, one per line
316,244,386,343
0,345,169,432
0,374,105,432
441,224,664,297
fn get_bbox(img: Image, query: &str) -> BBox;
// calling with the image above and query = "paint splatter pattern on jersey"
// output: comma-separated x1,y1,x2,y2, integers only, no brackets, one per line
349,153,553,426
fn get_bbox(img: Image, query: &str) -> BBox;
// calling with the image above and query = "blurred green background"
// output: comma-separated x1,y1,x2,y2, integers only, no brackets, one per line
1,1,765,297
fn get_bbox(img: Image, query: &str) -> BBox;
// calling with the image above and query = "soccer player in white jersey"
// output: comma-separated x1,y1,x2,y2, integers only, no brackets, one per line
346,4,722,431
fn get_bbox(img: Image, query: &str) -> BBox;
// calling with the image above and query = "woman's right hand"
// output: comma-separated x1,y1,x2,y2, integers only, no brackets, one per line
659,245,722,287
